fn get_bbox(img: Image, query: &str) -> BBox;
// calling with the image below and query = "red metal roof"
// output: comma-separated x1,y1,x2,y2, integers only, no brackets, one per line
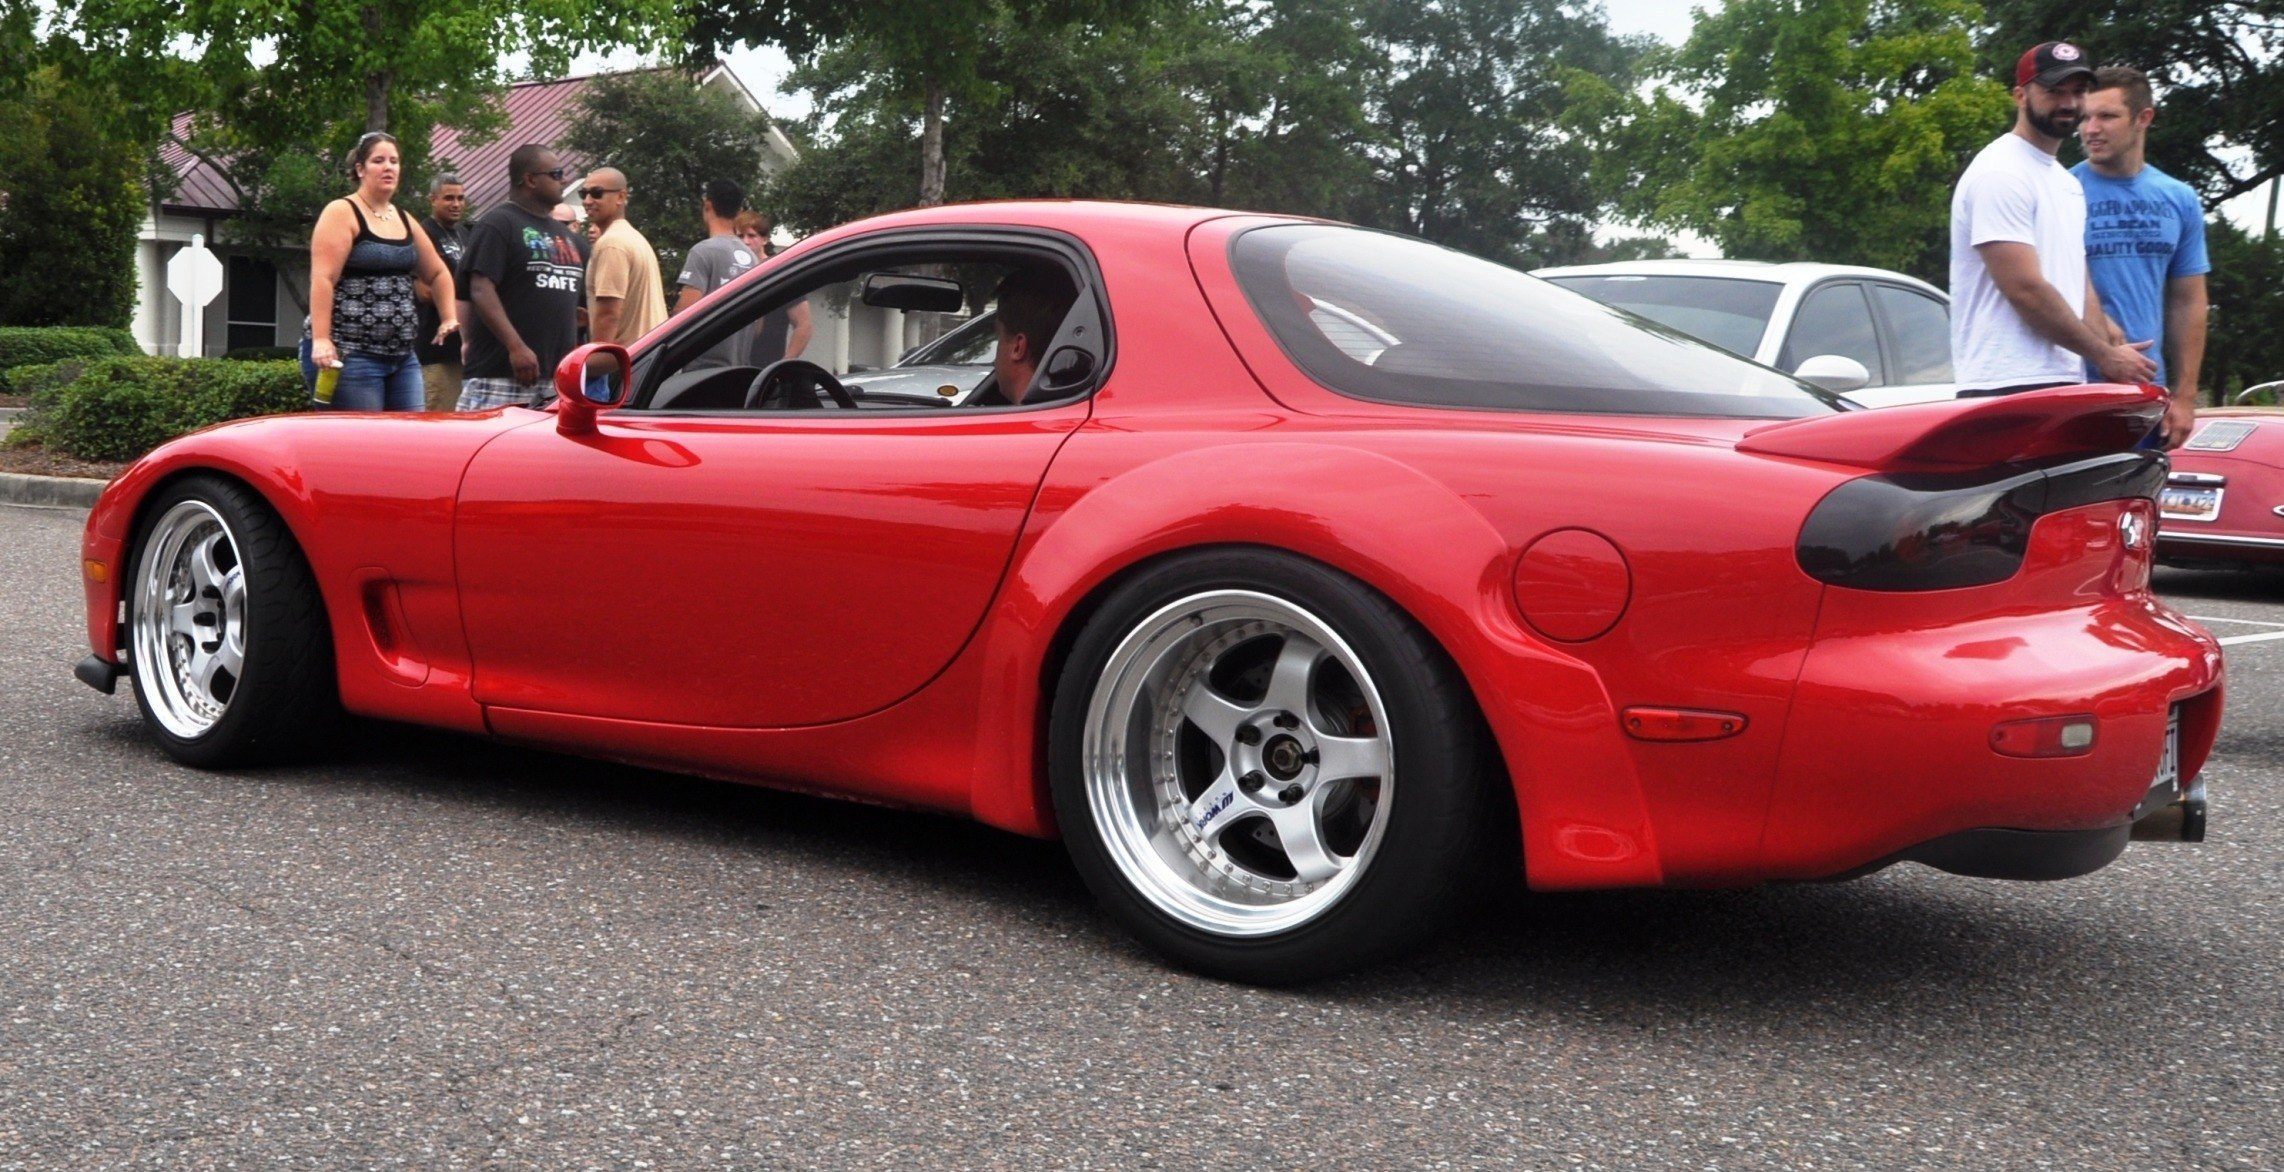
160,69,680,217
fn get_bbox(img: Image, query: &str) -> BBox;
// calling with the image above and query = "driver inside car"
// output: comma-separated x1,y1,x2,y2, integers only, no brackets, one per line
971,265,1078,407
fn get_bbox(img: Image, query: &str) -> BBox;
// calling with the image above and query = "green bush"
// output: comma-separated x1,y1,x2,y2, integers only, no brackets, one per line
222,345,299,362
0,325,139,375
19,355,305,462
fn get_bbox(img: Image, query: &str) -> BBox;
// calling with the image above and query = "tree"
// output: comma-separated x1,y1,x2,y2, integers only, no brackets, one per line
2200,217,2284,398
0,65,143,328
1585,0,2009,280
49,0,685,266
560,70,782,276
1979,1,2284,207
1355,0,1649,267
686,0,1161,207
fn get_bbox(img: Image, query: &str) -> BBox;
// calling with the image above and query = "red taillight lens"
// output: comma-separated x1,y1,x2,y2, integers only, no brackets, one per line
1990,714,2098,758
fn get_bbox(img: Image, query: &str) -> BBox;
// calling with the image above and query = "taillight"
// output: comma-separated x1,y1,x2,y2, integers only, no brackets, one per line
1797,452,2163,591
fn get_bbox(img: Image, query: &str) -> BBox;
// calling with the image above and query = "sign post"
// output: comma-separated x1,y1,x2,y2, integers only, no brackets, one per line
166,234,225,358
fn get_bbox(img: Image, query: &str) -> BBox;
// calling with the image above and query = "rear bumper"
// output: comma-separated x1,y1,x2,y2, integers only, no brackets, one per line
1761,602,2223,881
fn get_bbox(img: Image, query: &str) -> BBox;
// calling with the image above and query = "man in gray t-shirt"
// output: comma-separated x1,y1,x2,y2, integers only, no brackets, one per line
674,179,762,370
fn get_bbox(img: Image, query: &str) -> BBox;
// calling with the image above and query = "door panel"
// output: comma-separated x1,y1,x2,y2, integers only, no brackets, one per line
454,406,1084,727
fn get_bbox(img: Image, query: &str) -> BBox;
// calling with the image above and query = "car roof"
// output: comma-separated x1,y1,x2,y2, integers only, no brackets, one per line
1532,258,1947,299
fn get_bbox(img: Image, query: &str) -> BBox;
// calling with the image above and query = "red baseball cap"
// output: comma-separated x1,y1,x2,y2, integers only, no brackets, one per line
2016,42,2095,89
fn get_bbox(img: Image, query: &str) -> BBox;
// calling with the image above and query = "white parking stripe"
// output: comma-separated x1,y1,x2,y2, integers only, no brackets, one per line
2216,630,2284,646
2187,615,2284,627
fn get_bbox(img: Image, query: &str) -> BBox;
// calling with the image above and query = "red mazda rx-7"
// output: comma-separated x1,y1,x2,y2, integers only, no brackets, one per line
73,203,2222,982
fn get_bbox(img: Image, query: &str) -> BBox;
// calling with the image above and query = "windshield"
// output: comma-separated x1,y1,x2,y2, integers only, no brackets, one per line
1541,274,1781,359
1232,226,1839,419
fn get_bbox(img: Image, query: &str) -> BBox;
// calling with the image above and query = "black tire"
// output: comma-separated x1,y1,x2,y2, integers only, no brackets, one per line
1049,548,1499,984
125,474,340,766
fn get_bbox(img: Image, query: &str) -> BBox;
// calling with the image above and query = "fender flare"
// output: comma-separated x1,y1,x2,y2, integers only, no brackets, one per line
963,440,1665,889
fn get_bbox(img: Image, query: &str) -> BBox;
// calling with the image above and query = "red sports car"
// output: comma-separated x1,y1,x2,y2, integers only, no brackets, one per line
73,203,2221,982
2158,408,2284,566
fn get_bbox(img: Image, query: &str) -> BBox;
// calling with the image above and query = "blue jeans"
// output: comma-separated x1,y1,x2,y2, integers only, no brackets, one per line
300,339,424,411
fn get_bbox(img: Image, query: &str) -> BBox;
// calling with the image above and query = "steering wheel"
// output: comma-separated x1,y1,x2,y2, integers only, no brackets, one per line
744,359,858,411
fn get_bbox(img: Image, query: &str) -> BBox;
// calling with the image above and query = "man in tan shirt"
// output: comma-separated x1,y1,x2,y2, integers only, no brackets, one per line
579,167,667,350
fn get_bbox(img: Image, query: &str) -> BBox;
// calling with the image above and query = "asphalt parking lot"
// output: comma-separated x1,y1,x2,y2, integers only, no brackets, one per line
2,498,2278,1169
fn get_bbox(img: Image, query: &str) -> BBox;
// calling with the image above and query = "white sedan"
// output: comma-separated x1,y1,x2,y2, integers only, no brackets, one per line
1534,260,1957,408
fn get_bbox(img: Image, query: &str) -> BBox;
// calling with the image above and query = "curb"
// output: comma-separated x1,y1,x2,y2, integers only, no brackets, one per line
0,471,105,510
0,407,23,422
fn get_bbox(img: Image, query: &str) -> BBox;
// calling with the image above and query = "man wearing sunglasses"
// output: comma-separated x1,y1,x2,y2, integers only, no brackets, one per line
580,167,665,351
454,143,586,410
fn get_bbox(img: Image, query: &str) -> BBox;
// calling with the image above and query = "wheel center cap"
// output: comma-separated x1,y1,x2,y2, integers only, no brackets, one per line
1263,735,1306,780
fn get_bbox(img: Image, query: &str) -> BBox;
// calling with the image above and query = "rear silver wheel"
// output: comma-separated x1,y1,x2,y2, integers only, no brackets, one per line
1083,590,1395,937
132,500,246,740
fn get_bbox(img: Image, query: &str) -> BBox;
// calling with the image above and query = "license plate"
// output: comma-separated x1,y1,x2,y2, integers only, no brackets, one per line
2159,485,2222,522
2154,707,2180,792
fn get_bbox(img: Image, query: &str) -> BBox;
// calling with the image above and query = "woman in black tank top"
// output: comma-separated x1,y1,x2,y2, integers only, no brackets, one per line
302,132,461,410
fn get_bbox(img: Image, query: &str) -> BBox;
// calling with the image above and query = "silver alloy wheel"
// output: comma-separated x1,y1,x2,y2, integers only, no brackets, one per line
1083,590,1396,937
132,500,248,740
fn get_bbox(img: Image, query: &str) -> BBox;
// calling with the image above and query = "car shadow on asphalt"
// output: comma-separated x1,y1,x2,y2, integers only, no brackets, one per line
81,707,2197,1019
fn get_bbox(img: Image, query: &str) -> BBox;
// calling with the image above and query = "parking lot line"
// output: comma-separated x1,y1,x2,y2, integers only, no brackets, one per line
2215,630,2284,646
2187,615,2284,627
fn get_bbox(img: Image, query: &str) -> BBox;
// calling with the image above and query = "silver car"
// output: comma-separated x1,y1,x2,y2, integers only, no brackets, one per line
1534,259,1957,408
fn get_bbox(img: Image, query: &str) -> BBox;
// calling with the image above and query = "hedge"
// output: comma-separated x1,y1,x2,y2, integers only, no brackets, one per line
10,355,305,463
0,326,139,376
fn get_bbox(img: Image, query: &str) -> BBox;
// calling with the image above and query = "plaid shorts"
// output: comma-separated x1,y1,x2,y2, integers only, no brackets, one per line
455,377,552,412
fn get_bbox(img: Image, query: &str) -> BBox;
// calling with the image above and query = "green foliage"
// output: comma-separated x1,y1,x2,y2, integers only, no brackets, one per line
560,70,781,277
48,0,686,252
16,356,305,462
221,345,300,362
1979,1,2284,205
764,0,1642,265
2200,218,2284,401
0,326,141,375
0,67,145,328
1584,0,2009,281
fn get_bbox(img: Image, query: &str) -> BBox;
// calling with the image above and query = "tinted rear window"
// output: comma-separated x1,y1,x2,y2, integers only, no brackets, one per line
1542,274,1780,358
1232,226,1839,418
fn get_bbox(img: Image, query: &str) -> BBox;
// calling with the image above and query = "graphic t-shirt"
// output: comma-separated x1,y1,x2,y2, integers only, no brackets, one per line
2071,162,2210,387
1949,133,2087,391
677,233,761,370
415,215,467,364
458,204,584,383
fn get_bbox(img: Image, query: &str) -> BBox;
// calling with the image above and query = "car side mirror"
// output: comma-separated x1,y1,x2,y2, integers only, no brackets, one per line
1793,354,1871,394
555,342,632,436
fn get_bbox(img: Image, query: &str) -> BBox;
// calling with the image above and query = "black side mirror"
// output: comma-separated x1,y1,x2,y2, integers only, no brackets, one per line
862,273,966,313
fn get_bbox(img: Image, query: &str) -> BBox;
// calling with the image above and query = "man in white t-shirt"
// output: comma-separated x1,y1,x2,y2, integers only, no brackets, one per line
1950,41,2157,397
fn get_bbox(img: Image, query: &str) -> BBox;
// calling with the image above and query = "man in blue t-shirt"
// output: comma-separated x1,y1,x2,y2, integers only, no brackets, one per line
2075,65,2210,448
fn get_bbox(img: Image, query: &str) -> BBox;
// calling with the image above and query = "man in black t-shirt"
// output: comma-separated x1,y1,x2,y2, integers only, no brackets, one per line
415,173,468,410
454,144,585,411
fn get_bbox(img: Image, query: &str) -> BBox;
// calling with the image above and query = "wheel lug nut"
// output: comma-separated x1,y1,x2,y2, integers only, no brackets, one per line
1279,784,1305,804
1234,726,1262,745
1273,712,1299,730
1239,771,1266,793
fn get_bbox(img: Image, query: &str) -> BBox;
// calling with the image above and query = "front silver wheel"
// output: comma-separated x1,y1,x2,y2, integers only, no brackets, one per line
1082,590,1395,937
132,500,247,740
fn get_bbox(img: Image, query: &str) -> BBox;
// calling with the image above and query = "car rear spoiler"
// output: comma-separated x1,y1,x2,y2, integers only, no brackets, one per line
1737,383,2165,473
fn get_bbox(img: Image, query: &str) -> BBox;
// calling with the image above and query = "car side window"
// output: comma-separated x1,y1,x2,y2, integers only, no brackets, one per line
1870,284,1953,386
1780,283,1885,385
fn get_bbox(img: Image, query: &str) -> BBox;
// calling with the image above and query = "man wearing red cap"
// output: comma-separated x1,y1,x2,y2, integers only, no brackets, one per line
1950,41,2158,397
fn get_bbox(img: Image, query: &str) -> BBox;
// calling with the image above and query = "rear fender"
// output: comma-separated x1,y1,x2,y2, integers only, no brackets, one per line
964,437,1665,889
